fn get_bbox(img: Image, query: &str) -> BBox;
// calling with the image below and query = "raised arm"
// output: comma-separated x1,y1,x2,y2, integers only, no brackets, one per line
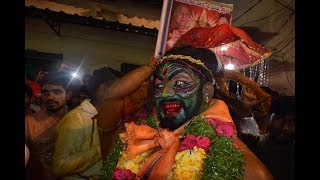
105,59,156,99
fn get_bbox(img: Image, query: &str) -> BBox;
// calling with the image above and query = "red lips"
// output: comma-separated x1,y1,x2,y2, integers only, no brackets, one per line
162,103,182,117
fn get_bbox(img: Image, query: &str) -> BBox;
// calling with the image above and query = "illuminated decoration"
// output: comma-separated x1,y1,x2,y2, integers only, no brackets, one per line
220,46,228,51
225,63,235,70
174,23,272,104
256,58,269,87
239,58,269,87
176,24,272,70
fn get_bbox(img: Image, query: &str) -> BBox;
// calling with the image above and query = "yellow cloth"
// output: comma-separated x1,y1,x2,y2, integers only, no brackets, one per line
52,99,102,179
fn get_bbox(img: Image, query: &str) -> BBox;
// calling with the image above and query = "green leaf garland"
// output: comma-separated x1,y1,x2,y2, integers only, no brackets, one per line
185,116,244,180
101,114,244,179
101,138,123,179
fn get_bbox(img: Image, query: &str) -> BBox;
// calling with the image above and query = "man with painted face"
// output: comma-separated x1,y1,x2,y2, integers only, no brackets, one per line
104,45,273,180
153,51,216,130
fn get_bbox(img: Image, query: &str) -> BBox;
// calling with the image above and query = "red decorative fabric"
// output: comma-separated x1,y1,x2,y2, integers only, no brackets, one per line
176,24,271,69
27,80,41,97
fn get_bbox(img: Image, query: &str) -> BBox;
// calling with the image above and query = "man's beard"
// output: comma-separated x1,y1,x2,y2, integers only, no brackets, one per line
45,100,66,112
157,95,203,131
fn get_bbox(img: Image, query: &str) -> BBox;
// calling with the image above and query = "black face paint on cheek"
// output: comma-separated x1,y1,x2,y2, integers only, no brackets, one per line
154,62,208,130
156,85,205,131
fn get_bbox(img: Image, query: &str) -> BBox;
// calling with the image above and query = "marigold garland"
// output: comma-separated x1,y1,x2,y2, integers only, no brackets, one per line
101,114,244,179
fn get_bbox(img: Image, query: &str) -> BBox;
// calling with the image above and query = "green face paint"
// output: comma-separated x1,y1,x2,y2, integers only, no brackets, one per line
153,62,205,130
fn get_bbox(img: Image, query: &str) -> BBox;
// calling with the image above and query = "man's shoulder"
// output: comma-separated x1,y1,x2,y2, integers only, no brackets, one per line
80,99,97,115
59,107,82,124
25,110,47,124
57,105,89,129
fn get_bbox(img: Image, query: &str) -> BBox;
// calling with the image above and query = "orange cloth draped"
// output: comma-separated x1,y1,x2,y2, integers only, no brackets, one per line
119,99,234,179
119,123,183,179
200,99,233,123
201,99,237,137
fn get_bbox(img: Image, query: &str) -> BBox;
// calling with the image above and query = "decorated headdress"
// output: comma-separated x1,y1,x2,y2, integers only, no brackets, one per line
155,45,224,83
170,25,273,132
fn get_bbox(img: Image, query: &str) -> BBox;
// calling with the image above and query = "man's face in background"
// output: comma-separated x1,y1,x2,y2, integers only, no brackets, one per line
269,113,295,145
41,84,68,112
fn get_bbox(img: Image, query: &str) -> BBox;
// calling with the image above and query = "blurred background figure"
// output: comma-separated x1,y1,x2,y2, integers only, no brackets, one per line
236,86,279,156
25,84,34,115
240,86,279,137
35,70,48,86
258,95,295,180
25,74,42,113
67,85,90,110
81,74,93,86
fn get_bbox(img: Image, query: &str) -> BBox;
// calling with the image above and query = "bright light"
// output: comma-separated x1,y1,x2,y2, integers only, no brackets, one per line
72,72,78,78
225,63,235,70
221,46,228,51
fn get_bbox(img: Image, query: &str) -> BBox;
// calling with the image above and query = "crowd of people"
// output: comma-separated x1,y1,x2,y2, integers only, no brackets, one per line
25,45,294,180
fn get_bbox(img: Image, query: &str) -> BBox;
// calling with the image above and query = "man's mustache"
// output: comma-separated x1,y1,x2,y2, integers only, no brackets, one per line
46,100,58,104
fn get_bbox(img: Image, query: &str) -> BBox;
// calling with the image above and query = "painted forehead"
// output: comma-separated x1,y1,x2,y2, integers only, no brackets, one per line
154,62,199,80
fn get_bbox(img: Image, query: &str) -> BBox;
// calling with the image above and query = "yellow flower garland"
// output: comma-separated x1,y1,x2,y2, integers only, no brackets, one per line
116,150,153,174
168,147,207,180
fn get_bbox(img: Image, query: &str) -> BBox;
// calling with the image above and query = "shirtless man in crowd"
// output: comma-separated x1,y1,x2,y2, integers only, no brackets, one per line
25,72,71,180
